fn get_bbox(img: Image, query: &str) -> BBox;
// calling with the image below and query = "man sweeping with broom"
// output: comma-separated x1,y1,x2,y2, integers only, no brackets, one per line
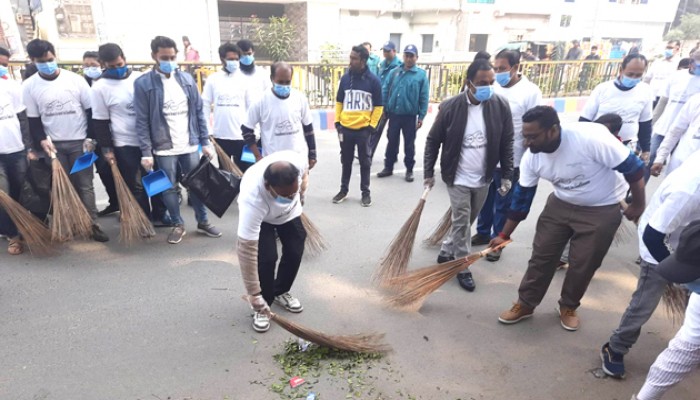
237,150,308,333
490,106,646,331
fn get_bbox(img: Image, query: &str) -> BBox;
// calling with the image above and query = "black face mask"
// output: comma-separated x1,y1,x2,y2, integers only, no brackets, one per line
240,61,255,74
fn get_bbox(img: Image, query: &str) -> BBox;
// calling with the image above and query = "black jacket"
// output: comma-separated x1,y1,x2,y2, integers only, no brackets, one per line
424,92,514,186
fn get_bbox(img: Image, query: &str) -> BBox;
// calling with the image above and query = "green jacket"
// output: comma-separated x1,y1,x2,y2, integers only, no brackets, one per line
367,54,381,76
383,65,430,120
378,57,402,92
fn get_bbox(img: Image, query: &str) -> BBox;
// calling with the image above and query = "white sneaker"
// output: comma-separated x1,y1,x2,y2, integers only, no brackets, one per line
274,292,304,313
252,312,270,332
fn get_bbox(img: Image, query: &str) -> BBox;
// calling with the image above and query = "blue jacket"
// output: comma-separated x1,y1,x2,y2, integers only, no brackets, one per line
383,65,430,120
378,57,402,92
367,54,381,76
134,69,209,157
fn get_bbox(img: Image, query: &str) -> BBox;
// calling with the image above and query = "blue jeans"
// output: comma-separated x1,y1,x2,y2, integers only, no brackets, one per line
155,152,208,226
0,150,28,237
476,168,519,238
384,114,417,171
644,134,665,182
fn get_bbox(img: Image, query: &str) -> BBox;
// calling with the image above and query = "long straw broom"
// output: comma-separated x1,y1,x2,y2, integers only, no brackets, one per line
662,283,689,325
385,241,512,312
424,206,451,247
373,187,431,286
300,213,327,256
0,190,53,255
210,136,244,177
613,201,637,246
109,159,155,244
49,153,93,242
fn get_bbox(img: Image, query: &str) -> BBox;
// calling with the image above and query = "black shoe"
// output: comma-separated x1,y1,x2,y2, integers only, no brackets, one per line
405,171,414,182
471,233,491,246
377,169,393,178
457,271,476,292
361,193,372,207
152,215,174,228
97,204,119,217
486,248,502,262
600,343,626,379
92,224,109,243
437,254,455,264
332,191,348,204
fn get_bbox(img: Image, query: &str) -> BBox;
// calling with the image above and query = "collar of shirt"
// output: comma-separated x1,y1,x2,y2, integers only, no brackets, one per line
156,69,173,80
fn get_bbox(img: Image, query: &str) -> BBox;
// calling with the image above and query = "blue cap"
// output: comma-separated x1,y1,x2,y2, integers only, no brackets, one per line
403,44,418,56
382,41,396,51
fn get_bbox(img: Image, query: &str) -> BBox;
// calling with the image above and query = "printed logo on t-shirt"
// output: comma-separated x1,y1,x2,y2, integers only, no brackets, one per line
552,174,591,190
463,130,487,149
275,120,297,137
343,90,373,111
0,103,14,121
125,102,136,117
45,99,78,117
215,94,242,107
163,99,188,116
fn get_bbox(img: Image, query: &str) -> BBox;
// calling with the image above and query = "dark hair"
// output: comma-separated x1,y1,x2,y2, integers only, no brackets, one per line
237,39,255,52
621,53,648,69
218,42,241,60
26,39,56,59
22,63,37,79
182,36,190,43
352,45,369,62
98,43,124,63
678,58,692,69
474,50,491,61
466,58,493,82
82,51,99,60
362,41,372,49
495,49,521,67
270,61,293,79
264,162,300,187
594,113,623,135
591,45,598,50
150,36,178,54
522,106,560,130
668,40,681,48
0,47,10,58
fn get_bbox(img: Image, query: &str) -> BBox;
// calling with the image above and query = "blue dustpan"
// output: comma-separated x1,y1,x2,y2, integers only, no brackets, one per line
241,145,261,164
70,152,98,174
142,170,173,197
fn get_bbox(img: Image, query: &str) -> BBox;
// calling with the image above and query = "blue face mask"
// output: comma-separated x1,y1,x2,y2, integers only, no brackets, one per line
36,61,58,75
275,195,293,205
0,65,8,78
273,83,291,98
158,60,178,74
240,54,255,66
495,71,512,87
693,63,700,76
471,82,494,102
225,60,239,72
664,49,674,59
104,66,128,79
620,75,641,88
83,66,102,79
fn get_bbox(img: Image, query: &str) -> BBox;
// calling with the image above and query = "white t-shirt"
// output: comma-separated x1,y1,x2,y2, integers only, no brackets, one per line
581,80,653,142
237,150,308,241
653,71,700,137
201,70,247,141
90,71,142,148
0,78,26,154
646,57,680,97
155,73,198,156
454,100,487,188
520,122,630,207
666,95,700,174
239,66,272,109
22,69,91,141
638,150,700,264
494,76,542,167
243,89,313,157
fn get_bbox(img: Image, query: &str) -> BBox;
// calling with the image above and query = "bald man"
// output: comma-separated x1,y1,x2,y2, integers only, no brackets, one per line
242,61,317,169
237,150,309,333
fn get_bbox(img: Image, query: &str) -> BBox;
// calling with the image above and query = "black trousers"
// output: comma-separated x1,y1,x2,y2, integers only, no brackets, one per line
369,113,388,159
258,216,307,306
339,127,371,195
112,146,166,220
95,144,118,208
216,138,250,173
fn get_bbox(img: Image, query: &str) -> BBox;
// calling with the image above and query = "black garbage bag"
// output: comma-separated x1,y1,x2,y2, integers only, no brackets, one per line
19,158,52,220
181,156,241,218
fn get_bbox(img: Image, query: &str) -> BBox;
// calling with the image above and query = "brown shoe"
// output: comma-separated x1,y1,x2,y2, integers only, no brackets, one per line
558,306,580,331
498,302,534,324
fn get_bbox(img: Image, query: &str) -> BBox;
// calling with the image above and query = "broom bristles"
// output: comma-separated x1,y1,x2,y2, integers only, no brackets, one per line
613,200,636,247
662,283,689,326
301,213,327,257
0,190,54,255
385,241,512,311
50,157,94,242
424,207,452,247
110,161,155,245
211,137,244,176
270,312,392,354
373,189,430,286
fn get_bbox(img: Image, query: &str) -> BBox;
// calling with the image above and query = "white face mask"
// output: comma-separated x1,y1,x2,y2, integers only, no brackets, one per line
225,60,240,72
83,66,102,79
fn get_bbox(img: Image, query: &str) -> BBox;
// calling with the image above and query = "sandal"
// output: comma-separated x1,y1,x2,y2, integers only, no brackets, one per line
8,238,23,255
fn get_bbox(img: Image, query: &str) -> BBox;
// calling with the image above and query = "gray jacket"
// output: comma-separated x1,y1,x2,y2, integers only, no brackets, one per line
134,69,209,157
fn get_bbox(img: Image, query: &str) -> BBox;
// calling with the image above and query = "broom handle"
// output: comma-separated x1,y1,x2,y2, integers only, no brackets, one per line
420,186,431,200
473,239,513,259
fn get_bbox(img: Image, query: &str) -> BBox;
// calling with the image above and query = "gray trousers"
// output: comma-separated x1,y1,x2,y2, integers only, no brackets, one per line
609,259,668,355
439,184,490,259
53,140,98,221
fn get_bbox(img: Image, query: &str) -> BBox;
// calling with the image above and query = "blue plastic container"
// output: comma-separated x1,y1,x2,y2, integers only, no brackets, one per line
70,152,98,174
241,145,261,164
142,170,173,197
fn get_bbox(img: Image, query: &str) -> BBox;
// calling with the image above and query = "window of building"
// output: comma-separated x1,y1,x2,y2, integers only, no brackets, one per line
349,10,359,16
422,34,434,53
469,34,488,52
392,12,402,19
467,0,495,3
560,15,572,27
390,33,402,50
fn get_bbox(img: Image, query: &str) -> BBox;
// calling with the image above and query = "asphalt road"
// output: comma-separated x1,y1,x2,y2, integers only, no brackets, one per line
2,112,698,400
